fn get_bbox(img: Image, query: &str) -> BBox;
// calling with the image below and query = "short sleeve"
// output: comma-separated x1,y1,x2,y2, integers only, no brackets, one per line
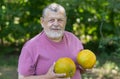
18,46,35,76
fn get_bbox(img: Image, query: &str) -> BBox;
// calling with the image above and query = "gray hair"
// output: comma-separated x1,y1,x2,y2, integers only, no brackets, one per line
42,3,66,17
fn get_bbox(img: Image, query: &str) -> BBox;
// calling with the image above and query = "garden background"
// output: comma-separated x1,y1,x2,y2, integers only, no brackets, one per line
0,0,120,79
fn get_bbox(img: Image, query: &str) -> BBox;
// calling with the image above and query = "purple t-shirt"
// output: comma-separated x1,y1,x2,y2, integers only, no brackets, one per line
18,31,83,79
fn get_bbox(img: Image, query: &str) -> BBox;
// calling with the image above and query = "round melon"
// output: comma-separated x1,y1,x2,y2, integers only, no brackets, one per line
54,57,76,77
77,49,96,69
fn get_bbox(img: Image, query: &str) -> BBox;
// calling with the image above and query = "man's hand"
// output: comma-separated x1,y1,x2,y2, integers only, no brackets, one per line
18,62,71,79
79,65,92,74
46,62,71,79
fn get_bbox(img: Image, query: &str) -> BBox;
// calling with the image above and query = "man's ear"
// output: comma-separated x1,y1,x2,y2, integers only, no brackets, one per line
40,17,44,28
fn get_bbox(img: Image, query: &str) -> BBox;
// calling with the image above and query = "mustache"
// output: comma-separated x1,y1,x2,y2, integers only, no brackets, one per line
51,26,62,30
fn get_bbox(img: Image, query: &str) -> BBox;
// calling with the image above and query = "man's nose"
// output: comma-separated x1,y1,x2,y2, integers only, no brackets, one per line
53,20,59,26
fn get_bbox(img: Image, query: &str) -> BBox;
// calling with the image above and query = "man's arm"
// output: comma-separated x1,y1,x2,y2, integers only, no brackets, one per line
18,63,68,79
18,74,48,79
18,74,50,79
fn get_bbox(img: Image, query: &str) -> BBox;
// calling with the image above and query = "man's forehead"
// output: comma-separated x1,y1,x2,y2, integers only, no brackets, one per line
44,10,66,18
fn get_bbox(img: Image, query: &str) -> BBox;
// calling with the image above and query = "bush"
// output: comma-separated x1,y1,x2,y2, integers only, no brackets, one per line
98,37,120,55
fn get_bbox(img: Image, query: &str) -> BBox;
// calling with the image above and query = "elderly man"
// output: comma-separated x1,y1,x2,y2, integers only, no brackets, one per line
18,3,85,79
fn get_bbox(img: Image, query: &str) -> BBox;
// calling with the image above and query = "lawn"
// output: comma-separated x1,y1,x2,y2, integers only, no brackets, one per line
0,55,18,79
0,54,120,79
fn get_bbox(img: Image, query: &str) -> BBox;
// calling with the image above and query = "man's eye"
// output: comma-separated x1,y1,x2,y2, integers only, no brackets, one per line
49,19,54,22
58,19,63,22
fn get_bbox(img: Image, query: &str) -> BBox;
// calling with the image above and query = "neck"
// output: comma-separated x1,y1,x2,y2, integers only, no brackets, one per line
48,36,63,42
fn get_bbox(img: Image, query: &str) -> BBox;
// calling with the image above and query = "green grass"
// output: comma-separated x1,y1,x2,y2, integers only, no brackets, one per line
0,54,120,79
0,55,18,79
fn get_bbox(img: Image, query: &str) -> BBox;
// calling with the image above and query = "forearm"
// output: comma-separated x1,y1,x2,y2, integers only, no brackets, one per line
18,74,49,79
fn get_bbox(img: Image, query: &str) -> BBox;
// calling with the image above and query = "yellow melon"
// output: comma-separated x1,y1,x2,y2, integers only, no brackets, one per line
54,57,76,77
76,49,96,69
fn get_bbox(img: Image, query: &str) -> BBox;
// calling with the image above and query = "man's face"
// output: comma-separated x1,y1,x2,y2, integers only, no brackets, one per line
41,10,66,39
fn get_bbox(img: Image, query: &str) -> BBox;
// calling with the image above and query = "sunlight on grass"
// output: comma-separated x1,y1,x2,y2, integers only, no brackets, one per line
103,61,118,73
0,66,18,79
82,60,120,79
0,72,2,76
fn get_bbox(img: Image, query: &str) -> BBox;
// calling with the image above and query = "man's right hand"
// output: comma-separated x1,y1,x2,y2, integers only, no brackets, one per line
45,62,70,79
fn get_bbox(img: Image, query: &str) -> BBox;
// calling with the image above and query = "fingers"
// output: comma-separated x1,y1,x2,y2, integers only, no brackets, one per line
85,69,92,73
51,62,56,70
79,65,85,71
48,62,55,73
79,65,93,73
48,62,70,78
54,73,66,78
78,65,86,74
66,78,70,79
52,62,66,78
56,77,70,79
64,77,70,79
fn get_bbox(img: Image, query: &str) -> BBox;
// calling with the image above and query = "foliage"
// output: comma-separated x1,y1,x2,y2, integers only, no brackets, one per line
0,0,52,55
98,37,120,55
0,0,120,55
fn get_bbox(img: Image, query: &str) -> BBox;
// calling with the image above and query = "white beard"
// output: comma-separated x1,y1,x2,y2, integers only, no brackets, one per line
44,29,64,39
